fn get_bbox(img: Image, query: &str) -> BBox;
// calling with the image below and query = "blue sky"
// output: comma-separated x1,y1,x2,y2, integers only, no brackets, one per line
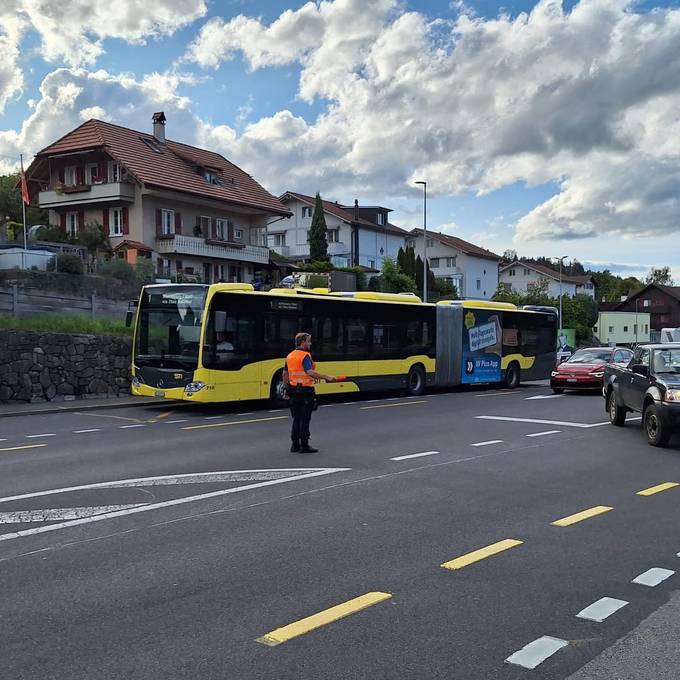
2,0,680,282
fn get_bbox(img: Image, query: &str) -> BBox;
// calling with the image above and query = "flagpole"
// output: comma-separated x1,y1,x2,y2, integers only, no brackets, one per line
20,153,28,269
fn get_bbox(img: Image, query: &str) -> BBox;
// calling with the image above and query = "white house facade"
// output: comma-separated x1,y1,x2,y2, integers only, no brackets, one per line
499,261,596,299
405,229,500,299
271,192,407,271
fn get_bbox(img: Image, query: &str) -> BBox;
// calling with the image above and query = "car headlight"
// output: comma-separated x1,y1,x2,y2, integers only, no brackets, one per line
551,371,559,377
664,389,680,402
590,371,605,378
184,381,206,395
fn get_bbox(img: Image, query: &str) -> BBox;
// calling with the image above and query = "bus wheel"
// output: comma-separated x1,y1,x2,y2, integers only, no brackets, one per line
406,365,425,396
270,371,289,408
505,362,520,389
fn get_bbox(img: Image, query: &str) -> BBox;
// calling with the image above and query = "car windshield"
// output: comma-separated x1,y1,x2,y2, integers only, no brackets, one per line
566,349,611,364
134,286,207,370
652,348,680,374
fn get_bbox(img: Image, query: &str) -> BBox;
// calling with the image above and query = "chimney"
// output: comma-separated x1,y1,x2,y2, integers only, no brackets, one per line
152,111,166,143
354,199,359,221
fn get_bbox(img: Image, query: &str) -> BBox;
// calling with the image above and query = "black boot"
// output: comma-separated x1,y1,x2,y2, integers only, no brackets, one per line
299,442,318,453
290,440,300,452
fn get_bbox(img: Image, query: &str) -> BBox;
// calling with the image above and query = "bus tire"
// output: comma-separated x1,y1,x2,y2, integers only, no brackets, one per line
270,370,289,408
505,362,520,389
406,365,426,396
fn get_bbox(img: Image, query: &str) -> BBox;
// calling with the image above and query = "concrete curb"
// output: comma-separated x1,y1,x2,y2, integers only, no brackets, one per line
0,397,180,418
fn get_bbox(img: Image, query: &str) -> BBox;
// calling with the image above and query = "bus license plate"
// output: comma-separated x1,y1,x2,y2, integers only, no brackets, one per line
155,390,165,397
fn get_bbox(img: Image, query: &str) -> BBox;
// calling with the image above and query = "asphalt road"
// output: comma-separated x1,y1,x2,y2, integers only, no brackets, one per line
1,384,680,679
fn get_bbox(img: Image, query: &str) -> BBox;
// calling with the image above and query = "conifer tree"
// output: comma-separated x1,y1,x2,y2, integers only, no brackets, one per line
309,193,329,263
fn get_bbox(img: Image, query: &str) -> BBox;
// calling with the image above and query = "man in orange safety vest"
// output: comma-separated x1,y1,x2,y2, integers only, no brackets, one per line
284,332,337,453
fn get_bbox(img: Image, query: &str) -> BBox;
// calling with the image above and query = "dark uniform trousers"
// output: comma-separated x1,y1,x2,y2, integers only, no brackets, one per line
289,386,315,446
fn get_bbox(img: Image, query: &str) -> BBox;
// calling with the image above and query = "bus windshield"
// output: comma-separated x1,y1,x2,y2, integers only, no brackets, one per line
134,286,207,370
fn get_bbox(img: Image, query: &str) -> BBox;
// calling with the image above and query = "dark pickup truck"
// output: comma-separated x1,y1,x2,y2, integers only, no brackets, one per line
603,343,680,447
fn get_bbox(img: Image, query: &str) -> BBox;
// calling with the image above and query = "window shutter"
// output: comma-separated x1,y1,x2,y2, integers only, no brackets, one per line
59,213,66,233
175,212,182,235
58,168,65,184
122,207,129,235
213,264,220,281
227,220,234,242
211,217,217,239
103,208,109,233
196,215,201,232
76,167,84,185
176,259,183,273
156,208,162,237
78,211,85,231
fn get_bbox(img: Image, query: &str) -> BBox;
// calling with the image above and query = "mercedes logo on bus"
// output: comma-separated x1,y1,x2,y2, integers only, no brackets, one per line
157,379,164,388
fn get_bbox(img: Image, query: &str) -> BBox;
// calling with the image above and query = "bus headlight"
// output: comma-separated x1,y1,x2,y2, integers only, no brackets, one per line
184,381,206,395
131,377,140,388
664,389,680,402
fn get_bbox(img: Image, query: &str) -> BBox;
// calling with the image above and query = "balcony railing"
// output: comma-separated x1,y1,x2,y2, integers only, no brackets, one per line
156,234,270,264
39,181,135,208
271,242,348,258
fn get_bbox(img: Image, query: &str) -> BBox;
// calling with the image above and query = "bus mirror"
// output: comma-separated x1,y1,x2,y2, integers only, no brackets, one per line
125,310,134,327
215,310,227,332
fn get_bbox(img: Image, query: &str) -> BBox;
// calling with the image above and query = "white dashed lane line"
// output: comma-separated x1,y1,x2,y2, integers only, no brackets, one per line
505,636,568,669
72,429,101,434
203,416,223,420
119,424,145,429
390,451,440,461
632,568,675,587
576,597,628,622
526,430,561,438
26,433,56,438
162,419,188,424
470,440,504,447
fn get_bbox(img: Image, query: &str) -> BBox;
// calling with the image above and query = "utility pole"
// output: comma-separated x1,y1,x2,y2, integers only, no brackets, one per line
415,181,427,302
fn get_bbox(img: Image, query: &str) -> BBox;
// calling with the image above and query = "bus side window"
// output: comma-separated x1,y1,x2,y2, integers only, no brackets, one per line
345,318,368,357
315,317,343,361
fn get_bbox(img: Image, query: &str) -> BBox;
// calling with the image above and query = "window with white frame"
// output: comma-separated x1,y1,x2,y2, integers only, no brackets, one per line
523,268,530,275
508,268,516,276
427,238,434,247
368,259,376,268
376,213,385,225
215,218,227,240
161,209,174,235
445,256,456,267
430,258,440,268
270,233,286,247
302,206,312,218
108,162,123,183
86,164,98,185
234,228,243,240
66,212,78,238
109,208,123,236
205,171,219,185
327,229,339,243
64,166,77,186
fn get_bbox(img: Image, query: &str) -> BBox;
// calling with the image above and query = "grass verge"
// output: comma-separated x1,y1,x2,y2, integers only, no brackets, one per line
0,314,132,336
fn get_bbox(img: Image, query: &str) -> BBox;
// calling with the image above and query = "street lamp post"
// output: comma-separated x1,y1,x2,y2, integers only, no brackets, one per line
415,181,427,302
554,256,568,334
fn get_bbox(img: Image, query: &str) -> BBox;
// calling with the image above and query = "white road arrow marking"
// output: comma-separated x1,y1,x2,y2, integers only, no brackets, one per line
0,505,148,524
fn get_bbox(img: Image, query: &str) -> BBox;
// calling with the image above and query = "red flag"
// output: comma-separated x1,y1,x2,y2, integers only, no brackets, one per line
20,158,29,205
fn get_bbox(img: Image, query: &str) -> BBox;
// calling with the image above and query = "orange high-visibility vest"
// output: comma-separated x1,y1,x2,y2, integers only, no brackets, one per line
286,349,315,387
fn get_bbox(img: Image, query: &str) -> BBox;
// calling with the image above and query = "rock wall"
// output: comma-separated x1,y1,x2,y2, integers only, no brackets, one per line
0,330,131,402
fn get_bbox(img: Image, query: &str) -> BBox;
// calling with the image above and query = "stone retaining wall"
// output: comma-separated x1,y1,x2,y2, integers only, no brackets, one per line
0,330,131,402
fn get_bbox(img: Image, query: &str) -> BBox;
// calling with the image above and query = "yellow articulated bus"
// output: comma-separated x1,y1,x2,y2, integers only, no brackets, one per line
128,283,557,405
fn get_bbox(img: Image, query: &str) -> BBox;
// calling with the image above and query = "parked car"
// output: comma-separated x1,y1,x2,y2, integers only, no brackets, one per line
603,344,680,447
551,346,633,393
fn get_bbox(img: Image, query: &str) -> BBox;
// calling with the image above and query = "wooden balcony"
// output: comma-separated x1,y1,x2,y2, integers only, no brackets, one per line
39,181,135,209
155,234,270,264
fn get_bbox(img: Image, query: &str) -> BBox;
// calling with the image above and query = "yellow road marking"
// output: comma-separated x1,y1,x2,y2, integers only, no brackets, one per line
637,482,679,496
441,539,523,571
360,400,426,410
0,444,48,453
182,416,287,431
551,506,613,527
256,592,392,646
75,412,144,424
147,410,175,423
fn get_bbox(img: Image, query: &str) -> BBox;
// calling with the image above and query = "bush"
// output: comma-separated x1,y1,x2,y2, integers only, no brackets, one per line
134,257,156,286
51,253,84,275
0,313,131,336
35,225,73,243
378,258,417,294
335,266,367,291
100,258,137,284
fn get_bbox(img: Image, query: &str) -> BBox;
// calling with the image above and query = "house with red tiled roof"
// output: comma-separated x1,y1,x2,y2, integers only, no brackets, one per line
499,260,596,299
24,112,290,283
273,192,409,272
405,229,501,299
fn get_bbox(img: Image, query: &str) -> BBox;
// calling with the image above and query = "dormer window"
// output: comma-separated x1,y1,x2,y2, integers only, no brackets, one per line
302,206,312,218
205,171,220,185
376,213,385,225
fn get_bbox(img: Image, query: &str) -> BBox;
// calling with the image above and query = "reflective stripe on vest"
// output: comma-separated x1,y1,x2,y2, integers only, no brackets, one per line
286,349,315,387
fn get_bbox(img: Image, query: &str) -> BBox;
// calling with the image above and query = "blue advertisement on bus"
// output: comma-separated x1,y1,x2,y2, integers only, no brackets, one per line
461,310,502,384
